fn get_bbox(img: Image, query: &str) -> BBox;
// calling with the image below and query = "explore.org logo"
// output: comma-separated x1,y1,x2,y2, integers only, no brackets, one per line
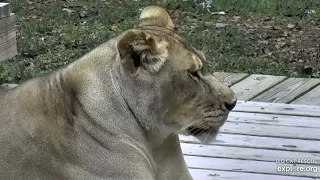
276,159,319,173
277,165,318,173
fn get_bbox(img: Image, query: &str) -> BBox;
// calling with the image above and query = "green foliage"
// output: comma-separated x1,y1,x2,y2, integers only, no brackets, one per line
193,0,320,16
0,0,318,84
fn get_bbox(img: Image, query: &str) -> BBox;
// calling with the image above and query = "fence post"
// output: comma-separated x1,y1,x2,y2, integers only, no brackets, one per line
0,2,17,62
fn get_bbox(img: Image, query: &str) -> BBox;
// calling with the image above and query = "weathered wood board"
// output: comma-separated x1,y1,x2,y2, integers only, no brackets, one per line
220,121,319,140
292,85,320,106
233,100,320,117
185,156,320,178
227,111,320,128
252,78,320,103
0,13,17,62
0,83,17,92
213,72,248,86
180,101,320,179
0,3,10,19
230,74,287,101
181,143,320,165
189,169,319,180
180,134,320,152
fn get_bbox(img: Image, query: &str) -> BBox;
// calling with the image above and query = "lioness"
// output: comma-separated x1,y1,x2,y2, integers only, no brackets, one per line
0,6,237,180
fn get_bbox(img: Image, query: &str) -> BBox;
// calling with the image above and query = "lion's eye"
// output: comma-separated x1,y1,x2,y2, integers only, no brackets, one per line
188,70,201,80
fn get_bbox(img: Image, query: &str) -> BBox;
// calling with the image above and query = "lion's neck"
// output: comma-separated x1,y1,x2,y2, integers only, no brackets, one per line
59,40,177,165
29,71,76,126
63,58,145,139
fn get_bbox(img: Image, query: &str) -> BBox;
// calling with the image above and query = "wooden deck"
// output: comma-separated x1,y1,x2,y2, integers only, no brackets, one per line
213,72,320,105
1,72,319,179
180,101,320,179
179,72,320,179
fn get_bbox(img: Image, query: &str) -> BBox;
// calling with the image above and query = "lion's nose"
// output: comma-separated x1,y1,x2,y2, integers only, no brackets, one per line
225,99,237,111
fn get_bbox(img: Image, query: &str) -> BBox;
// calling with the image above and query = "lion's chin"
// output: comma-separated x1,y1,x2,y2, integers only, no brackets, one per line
185,127,219,145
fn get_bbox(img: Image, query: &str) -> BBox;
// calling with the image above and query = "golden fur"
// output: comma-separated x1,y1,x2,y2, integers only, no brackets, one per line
0,6,236,180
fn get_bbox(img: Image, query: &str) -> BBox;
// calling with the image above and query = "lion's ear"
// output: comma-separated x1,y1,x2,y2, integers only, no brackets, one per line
117,30,169,74
138,6,174,30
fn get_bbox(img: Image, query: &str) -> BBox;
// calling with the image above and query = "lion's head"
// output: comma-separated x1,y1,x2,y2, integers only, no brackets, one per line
115,6,237,144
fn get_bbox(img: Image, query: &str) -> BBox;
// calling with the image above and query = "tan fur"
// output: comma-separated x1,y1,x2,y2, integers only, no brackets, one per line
139,6,174,30
0,6,236,180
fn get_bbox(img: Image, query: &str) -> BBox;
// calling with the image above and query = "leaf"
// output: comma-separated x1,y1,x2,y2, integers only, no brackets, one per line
215,23,228,28
287,24,295,29
62,8,75,14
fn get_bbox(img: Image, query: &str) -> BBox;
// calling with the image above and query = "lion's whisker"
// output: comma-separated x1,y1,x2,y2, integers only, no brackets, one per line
160,109,169,125
190,128,204,137
204,128,211,144
173,120,198,137
166,117,196,127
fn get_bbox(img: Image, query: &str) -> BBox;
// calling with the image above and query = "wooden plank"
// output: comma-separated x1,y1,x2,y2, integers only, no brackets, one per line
0,30,17,61
252,78,320,103
179,134,320,153
0,83,17,97
189,169,319,180
0,13,17,61
0,83,18,91
184,156,320,178
228,112,320,128
220,122,320,140
213,72,230,79
230,74,286,101
234,101,320,117
0,14,15,43
0,3,10,19
181,143,320,165
292,85,320,106
213,72,248,86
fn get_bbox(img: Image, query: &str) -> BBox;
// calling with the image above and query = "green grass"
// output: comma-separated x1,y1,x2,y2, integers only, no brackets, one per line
181,27,298,76
0,0,319,84
193,0,320,16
